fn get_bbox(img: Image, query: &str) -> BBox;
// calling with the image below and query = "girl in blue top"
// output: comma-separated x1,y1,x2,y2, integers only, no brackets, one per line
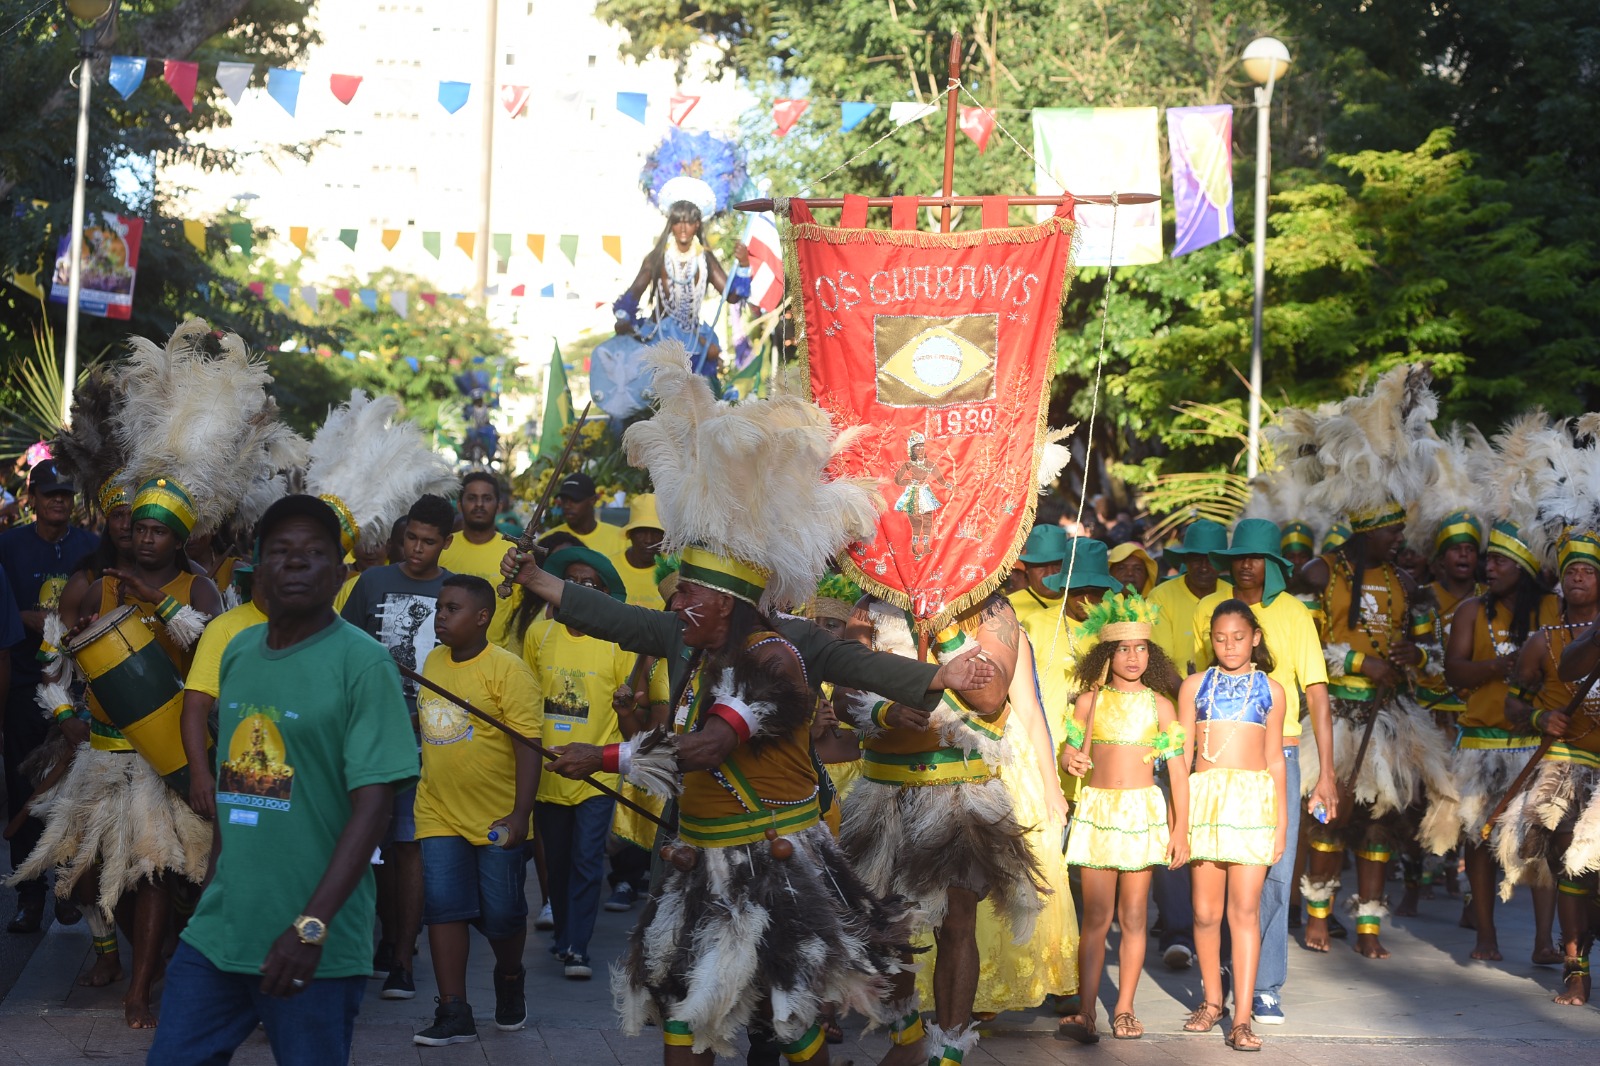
1177,599,1287,1052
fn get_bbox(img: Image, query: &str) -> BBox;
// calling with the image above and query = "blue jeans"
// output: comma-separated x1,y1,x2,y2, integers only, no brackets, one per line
1255,746,1302,997
421,834,529,940
146,941,366,1066
534,795,615,959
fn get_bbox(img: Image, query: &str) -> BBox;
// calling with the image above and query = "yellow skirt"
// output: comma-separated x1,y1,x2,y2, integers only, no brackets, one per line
1064,784,1170,871
1188,767,1277,866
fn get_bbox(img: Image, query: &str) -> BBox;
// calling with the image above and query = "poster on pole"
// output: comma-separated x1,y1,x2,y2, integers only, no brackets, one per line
1031,107,1162,266
49,212,143,320
1168,104,1236,256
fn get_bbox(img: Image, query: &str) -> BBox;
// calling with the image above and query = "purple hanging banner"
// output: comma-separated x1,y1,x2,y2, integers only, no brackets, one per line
1167,104,1235,257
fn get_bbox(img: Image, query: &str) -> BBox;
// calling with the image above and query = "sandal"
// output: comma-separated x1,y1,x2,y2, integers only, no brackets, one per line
1111,1011,1143,1040
1225,1022,1262,1052
1183,1002,1223,1033
1056,1013,1099,1044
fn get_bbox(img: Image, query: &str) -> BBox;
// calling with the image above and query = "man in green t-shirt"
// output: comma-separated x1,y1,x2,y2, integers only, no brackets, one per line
148,495,418,1066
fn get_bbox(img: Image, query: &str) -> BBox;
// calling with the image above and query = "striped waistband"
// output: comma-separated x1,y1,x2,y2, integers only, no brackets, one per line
861,746,995,787
1457,725,1541,752
1544,742,1600,769
677,797,820,848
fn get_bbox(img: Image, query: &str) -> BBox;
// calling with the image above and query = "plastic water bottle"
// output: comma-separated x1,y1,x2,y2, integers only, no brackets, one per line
486,826,512,849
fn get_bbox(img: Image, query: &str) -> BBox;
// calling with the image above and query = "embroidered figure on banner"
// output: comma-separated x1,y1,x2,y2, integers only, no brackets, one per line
892,432,954,560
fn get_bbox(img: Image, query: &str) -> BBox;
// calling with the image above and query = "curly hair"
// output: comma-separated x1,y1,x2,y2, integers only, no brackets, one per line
1074,637,1183,699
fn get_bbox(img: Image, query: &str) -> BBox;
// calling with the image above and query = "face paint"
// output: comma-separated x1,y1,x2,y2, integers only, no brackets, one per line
679,603,704,627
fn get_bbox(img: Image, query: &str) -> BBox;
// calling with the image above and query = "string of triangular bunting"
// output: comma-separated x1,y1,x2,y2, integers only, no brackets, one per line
182,220,625,266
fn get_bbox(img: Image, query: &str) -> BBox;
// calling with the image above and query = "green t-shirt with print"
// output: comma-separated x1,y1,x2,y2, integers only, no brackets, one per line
181,618,419,979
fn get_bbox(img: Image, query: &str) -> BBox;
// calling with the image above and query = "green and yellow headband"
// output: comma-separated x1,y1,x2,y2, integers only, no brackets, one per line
678,546,770,607
97,467,129,515
1321,522,1351,552
1349,501,1406,534
131,477,196,539
1488,519,1539,577
319,493,359,554
1280,521,1315,554
1558,527,1600,575
1433,510,1483,556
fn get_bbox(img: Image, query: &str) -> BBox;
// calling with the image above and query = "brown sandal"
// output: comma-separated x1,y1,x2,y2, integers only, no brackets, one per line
1111,1011,1143,1039
1183,1002,1223,1033
1056,1013,1099,1044
1225,1022,1262,1051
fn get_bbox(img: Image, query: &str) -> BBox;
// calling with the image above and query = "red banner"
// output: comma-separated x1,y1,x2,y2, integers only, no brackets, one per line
785,198,1077,628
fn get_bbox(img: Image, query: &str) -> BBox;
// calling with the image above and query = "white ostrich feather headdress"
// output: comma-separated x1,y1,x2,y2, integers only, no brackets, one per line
1475,410,1564,575
1411,423,1491,558
1524,413,1600,575
305,389,457,554
622,343,881,612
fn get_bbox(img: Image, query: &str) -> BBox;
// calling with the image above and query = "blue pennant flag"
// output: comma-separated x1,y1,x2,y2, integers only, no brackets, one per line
438,81,471,115
272,283,291,307
404,356,420,372
108,56,147,100
341,349,356,361
539,284,555,298
616,92,648,124
839,101,876,132
266,68,302,116
358,288,378,312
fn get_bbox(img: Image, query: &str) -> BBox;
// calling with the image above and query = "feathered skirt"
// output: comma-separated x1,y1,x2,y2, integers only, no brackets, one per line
839,776,1045,942
1188,768,1278,866
615,822,915,1058
1065,784,1170,871
1299,695,1460,849
1418,739,1539,850
1492,754,1600,899
7,746,210,917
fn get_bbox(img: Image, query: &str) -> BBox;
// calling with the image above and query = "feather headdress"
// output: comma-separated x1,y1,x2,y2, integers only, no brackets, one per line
1412,423,1491,558
304,389,457,554
113,319,296,539
1079,590,1160,644
53,365,128,515
1300,364,1441,533
1475,410,1563,575
1526,413,1600,574
623,343,881,612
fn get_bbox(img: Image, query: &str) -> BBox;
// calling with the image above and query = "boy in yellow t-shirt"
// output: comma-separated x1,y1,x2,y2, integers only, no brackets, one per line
521,545,632,981
413,575,543,1047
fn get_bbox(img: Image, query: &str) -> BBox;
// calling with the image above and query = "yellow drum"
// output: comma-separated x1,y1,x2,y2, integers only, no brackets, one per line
66,605,191,793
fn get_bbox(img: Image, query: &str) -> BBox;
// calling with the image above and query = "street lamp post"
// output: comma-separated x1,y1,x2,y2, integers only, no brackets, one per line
60,0,118,424
1242,35,1290,478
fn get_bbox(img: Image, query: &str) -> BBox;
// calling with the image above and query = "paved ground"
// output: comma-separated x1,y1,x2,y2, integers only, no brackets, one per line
2,860,1598,1063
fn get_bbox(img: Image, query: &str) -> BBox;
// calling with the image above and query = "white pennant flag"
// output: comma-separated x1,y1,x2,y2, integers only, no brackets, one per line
888,101,939,127
300,285,318,311
215,61,253,105
390,291,409,319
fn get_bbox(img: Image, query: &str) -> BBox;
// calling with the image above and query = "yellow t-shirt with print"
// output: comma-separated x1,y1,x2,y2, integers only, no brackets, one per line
185,599,268,698
522,618,633,807
439,532,523,648
413,643,543,844
333,571,359,613
1147,574,1232,672
545,520,627,565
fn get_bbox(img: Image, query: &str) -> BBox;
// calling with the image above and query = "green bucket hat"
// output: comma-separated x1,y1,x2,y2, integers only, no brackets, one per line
1167,518,1230,559
1018,524,1069,566
1042,537,1124,594
1210,518,1294,605
543,545,627,602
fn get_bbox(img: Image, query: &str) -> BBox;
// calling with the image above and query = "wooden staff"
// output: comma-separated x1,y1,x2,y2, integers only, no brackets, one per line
496,399,592,599
1343,691,1385,796
397,664,665,829
1480,659,1600,840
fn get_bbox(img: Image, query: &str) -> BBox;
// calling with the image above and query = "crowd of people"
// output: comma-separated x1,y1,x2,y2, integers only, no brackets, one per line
0,331,1597,1065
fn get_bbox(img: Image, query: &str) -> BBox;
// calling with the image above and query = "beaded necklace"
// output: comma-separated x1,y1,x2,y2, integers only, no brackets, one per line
1199,665,1258,764
1544,619,1600,743
1328,553,1401,660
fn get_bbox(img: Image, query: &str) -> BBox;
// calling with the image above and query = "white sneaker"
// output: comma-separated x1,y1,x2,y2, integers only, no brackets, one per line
534,902,554,930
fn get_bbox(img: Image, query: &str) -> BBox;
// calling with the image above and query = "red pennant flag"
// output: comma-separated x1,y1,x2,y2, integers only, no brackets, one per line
163,60,199,112
500,84,531,116
959,106,996,153
510,283,526,296
330,73,362,105
247,281,265,298
669,93,700,127
773,98,810,138
333,287,352,309
420,292,437,307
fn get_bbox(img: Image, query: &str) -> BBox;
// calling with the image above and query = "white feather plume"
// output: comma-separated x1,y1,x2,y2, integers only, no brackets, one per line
305,390,457,552
1302,364,1442,524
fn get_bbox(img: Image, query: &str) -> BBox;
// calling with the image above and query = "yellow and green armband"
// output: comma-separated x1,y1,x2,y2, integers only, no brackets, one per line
1145,723,1187,764
1063,716,1086,750
1345,650,1367,676
870,700,894,731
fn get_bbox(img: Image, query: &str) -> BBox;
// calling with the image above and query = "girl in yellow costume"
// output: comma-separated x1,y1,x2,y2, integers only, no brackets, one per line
1058,593,1187,1043
914,630,1079,1016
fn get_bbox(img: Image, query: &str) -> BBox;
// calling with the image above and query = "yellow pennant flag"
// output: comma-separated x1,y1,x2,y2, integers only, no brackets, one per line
382,228,401,251
526,234,545,261
456,232,476,259
289,226,309,252
602,235,622,263
183,220,206,255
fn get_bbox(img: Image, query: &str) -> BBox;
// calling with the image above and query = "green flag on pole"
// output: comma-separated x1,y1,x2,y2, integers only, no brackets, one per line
725,343,766,402
538,342,573,461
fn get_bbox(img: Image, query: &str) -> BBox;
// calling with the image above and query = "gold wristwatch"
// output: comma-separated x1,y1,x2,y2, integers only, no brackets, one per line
292,914,328,946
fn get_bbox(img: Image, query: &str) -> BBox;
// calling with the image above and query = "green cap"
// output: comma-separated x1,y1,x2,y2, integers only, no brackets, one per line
1210,518,1293,606
1167,518,1230,559
1042,537,1124,594
1018,524,1069,565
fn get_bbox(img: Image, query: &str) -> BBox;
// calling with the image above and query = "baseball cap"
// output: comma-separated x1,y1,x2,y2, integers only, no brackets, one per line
27,460,75,496
556,472,597,500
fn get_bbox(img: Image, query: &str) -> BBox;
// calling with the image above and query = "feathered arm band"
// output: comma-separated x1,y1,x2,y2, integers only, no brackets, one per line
603,727,681,799
1144,722,1187,764
156,597,209,650
840,692,889,738
1324,641,1359,677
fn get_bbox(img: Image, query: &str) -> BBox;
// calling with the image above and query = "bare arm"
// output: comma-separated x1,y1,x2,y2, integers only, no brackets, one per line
1558,621,1600,683
181,691,216,819
1158,692,1189,868
489,744,541,849
1303,682,1337,820
1266,679,1289,864
961,595,1020,716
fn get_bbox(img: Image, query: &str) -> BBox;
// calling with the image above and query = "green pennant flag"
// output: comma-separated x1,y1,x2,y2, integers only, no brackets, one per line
537,342,574,462
339,228,359,250
726,347,766,402
558,234,579,264
492,232,512,262
229,221,253,256
422,231,441,259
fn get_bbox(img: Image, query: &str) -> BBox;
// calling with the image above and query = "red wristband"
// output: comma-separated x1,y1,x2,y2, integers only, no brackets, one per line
708,701,754,742
600,743,621,773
